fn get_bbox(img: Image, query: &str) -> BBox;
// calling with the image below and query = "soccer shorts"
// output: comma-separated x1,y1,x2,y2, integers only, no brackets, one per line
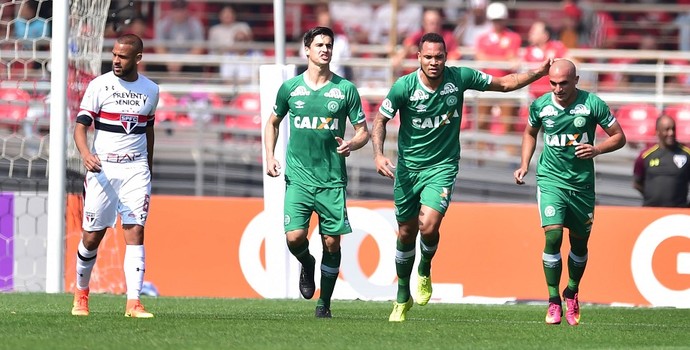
394,162,458,222
283,182,351,236
536,185,595,237
82,162,151,231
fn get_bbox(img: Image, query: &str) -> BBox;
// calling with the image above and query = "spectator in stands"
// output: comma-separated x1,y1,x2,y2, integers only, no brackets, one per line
14,0,51,48
514,59,626,326
219,26,263,84
153,0,205,74
523,21,568,98
579,0,619,49
312,4,351,79
368,0,422,47
474,2,521,135
392,8,461,74
329,0,374,45
559,0,583,49
675,10,690,51
623,34,659,88
633,115,690,207
208,5,252,56
453,0,492,50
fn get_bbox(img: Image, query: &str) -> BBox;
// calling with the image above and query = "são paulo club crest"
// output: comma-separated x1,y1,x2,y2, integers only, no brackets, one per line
120,114,139,134
673,154,687,169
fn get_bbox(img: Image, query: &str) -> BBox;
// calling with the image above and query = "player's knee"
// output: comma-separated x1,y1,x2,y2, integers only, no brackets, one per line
544,227,563,252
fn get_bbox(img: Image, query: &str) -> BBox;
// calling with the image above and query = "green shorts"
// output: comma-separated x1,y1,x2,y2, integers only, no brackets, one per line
394,163,458,222
537,185,595,237
284,182,352,236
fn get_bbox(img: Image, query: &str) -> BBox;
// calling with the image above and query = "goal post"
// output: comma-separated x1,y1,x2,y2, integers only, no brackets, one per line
45,0,69,294
45,0,112,293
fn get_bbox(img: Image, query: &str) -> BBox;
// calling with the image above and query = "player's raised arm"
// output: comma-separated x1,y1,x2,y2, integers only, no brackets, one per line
488,58,552,92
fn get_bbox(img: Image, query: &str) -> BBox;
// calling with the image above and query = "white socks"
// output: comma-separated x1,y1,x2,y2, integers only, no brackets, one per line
75,240,97,290
124,245,146,300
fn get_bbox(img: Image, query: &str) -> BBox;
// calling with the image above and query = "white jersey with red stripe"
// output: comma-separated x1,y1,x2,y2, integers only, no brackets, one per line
78,71,159,164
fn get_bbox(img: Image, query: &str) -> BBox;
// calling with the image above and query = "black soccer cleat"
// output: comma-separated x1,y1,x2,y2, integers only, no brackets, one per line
299,256,316,299
315,305,332,318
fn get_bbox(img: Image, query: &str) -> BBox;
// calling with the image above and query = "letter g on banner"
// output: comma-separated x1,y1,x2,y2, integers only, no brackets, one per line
631,214,690,308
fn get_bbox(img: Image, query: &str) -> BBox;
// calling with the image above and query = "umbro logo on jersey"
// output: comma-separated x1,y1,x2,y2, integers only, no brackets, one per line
120,115,139,134
295,100,305,109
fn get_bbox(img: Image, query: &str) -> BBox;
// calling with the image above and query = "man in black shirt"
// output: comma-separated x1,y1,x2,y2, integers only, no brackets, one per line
633,115,690,207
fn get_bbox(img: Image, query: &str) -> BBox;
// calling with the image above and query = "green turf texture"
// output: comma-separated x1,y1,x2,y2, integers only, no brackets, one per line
1,293,689,350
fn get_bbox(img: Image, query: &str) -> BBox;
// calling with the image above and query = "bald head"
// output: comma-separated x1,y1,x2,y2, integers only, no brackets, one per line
655,115,677,148
548,59,579,106
549,59,577,78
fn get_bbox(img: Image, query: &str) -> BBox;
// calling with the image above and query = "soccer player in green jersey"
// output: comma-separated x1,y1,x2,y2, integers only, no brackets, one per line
372,32,552,322
513,59,626,325
264,26,370,318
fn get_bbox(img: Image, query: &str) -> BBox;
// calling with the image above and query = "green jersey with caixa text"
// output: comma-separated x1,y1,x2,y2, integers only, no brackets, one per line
379,67,490,171
529,89,616,192
273,73,366,187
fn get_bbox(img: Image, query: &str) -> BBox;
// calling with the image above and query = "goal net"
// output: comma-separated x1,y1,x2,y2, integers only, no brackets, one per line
0,0,113,293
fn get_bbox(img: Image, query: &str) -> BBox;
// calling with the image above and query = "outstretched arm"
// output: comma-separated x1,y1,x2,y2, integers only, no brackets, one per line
487,58,552,92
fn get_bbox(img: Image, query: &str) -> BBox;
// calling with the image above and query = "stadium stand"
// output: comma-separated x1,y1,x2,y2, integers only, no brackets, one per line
615,103,659,146
5,0,690,205
0,87,31,132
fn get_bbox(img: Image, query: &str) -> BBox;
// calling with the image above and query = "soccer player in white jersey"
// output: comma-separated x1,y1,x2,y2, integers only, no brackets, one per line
71,34,159,318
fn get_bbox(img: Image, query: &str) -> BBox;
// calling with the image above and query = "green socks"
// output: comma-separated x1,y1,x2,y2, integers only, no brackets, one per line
317,250,341,309
417,235,439,277
395,239,416,303
543,228,563,301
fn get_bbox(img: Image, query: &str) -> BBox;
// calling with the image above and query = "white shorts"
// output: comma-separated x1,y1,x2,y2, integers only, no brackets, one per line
82,161,151,231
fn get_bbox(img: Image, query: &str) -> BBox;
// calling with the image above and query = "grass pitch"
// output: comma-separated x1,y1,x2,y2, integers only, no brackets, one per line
1,293,689,350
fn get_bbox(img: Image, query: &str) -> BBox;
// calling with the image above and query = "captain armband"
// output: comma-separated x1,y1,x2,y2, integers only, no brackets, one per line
76,114,93,126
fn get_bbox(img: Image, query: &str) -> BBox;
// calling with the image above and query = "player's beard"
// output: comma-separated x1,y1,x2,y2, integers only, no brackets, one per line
113,64,133,78
422,65,443,82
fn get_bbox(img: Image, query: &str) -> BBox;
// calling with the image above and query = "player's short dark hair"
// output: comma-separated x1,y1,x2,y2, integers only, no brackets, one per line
303,26,334,48
116,33,144,54
419,32,446,52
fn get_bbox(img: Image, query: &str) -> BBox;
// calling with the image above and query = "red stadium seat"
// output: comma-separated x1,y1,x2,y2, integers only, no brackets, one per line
489,105,524,135
616,103,659,145
360,97,373,122
178,92,224,126
156,91,180,123
664,104,690,143
0,88,31,131
460,104,471,130
226,93,262,142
